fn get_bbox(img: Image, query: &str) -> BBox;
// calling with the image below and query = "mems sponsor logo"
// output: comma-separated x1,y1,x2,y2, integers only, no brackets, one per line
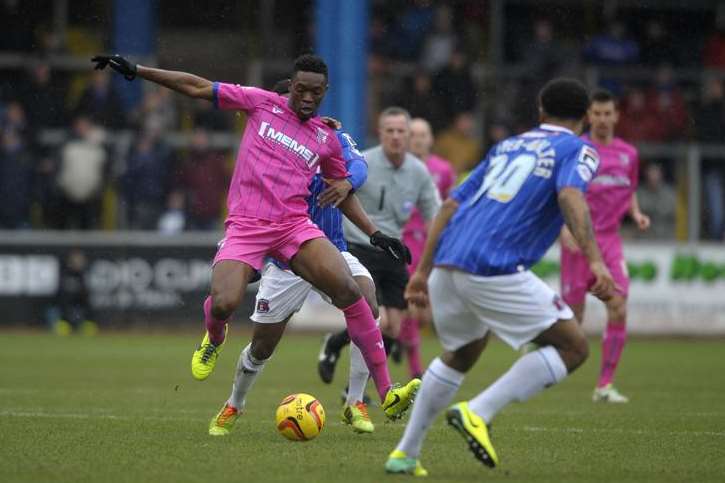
258,121,320,167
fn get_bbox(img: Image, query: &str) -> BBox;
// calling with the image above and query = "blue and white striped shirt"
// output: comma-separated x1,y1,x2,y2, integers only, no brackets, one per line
435,124,599,276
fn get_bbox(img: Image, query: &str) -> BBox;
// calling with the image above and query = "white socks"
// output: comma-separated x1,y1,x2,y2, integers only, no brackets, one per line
346,342,369,405
228,343,268,410
396,358,464,458
468,346,568,423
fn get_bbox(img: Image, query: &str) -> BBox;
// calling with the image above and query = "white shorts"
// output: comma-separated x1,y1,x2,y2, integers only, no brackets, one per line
429,267,574,351
251,251,373,324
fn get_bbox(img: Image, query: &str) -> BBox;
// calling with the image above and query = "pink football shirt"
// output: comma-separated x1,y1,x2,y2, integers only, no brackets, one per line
582,135,639,234
403,154,455,236
214,83,348,222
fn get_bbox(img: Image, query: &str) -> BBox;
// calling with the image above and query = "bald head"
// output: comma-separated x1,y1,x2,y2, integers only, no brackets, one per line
409,118,433,160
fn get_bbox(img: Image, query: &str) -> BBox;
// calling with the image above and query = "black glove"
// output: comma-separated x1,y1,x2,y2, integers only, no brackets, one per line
91,54,137,81
370,231,412,264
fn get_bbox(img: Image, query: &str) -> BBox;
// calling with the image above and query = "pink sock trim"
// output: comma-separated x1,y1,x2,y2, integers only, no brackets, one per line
597,321,627,388
343,297,392,401
204,296,227,345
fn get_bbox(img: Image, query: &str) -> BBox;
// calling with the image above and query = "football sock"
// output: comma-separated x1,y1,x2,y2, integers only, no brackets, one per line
346,342,370,405
468,346,567,423
598,321,627,388
327,328,351,354
396,358,464,458
400,317,423,378
228,343,268,410
342,297,391,401
203,296,227,345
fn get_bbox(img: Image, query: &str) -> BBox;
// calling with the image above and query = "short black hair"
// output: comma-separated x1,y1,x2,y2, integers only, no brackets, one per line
292,54,328,81
538,78,590,120
590,88,617,105
271,79,291,95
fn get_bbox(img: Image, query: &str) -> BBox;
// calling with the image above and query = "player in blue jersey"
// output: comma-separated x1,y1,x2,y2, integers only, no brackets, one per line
207,80,415,437
385,78,616,477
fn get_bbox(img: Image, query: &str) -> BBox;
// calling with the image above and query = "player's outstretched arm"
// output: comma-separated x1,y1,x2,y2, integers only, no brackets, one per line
91,55,213,101
558,187,615,300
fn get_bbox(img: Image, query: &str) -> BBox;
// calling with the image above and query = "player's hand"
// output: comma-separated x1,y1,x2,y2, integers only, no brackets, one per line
632,211,651,231
589,260,617,301
405,271,429,308
320,116,341,130
91,54,137,81
560,225,580,252
318,178,353,207
370,231,412,264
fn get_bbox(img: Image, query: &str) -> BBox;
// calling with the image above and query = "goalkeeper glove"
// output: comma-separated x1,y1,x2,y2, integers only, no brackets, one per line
370,231,412,264
91,54,137,81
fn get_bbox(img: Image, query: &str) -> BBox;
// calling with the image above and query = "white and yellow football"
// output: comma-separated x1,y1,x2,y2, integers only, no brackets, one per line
275,393,326,441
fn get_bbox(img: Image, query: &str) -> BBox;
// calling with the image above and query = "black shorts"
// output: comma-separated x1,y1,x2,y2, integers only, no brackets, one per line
348,243,408,310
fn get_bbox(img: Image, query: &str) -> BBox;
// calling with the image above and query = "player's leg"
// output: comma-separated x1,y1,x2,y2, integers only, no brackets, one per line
210,263,310,435
399,303,429,378
290,238,419,417
387,268,491,476
192,259,256,381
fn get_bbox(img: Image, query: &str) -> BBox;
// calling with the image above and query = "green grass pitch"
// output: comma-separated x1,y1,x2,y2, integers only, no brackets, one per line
1,331,724,482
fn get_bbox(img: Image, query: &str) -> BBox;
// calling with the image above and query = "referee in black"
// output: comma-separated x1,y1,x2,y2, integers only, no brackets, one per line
318,107,441,384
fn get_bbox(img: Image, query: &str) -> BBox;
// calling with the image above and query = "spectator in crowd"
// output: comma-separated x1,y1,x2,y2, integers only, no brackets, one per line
177,128,228,230
523,18,565,81
392,0,435,60
695,76,725,240
47,249,97,336
53,116,107,229
130,88,178,133
583,20,640,65
617,86,667,143
703,5,725,69
75,69,125,129
0,120,33,228
646,65,689,141
19,63,67,130
433,111,481,176
122,127,172,230
398,70,445,132
420,5,458,72
637,163,676,239
433,49,477,127
641,20,674,66
158,190,187,234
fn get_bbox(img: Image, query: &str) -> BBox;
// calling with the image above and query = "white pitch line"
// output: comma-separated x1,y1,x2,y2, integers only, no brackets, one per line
1,410,724,438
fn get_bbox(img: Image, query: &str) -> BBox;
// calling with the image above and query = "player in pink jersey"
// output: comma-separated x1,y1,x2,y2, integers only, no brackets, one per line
559,89,650,403
399,118,456,378
90,53,420,419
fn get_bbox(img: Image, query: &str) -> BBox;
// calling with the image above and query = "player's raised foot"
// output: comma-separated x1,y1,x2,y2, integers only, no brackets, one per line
592,384,629,403
446,402,499,468
382,378,421,420
341,401,374,434
317,333,339,384
208,402,241,436
191,327,226,381
384,449,428,477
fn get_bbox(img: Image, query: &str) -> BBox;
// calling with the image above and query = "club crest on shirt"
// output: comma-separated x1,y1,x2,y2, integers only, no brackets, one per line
316,127,329,144
619,153,630,166
272,105,284,114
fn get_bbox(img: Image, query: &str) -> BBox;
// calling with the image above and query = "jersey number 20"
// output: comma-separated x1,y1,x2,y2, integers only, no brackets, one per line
472,154,537,203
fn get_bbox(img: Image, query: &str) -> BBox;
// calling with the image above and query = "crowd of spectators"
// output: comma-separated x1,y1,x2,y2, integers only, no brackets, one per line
2,1,725,239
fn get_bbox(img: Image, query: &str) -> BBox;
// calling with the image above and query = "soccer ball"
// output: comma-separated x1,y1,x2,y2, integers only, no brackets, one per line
275,393,326,441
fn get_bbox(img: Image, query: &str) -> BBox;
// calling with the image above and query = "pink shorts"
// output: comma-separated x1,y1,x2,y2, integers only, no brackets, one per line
213,216,325,270
403,229,426,275
560,234,629,306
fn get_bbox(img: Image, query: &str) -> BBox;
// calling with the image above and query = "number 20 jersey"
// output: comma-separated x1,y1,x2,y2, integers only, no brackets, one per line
434,124,599,276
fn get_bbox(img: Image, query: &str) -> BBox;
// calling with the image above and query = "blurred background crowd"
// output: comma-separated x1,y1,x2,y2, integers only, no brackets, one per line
1,0,725,240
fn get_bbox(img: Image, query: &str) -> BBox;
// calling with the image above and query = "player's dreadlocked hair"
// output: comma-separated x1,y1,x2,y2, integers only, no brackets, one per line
538,78,590,121
292,54,328,81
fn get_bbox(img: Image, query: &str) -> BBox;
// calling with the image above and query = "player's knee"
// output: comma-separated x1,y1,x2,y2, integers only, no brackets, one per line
250,338,276,360
210,291,240,320
568,336,589,370
330,276,363,308
608,298,627,322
